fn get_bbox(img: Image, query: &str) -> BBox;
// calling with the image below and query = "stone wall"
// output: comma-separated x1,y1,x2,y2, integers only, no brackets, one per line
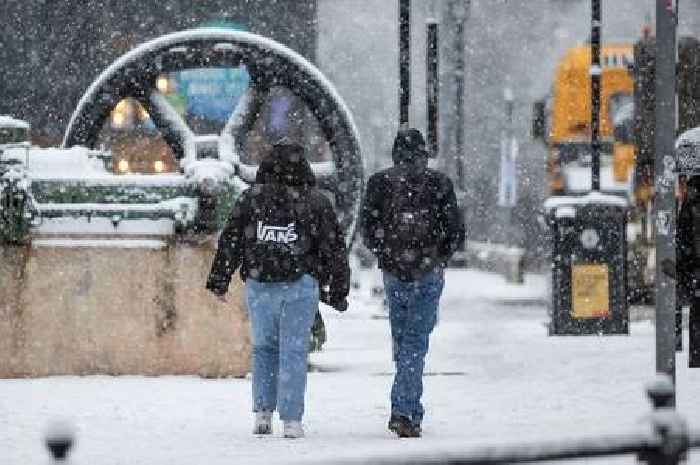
0,240,250,378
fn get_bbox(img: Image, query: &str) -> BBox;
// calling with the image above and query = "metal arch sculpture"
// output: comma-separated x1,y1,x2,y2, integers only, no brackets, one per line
62,29,363,245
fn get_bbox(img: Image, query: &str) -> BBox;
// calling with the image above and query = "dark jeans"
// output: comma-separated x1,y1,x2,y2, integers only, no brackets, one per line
383,268,444,426
691,275,700,367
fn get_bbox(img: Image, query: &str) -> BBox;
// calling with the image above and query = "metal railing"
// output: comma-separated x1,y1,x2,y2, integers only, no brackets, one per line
326,375,698,465
45,375,700,465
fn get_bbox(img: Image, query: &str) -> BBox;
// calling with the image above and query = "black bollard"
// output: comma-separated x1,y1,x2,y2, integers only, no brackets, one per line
646,373,675,409
642,374,689,465
45,420,75,462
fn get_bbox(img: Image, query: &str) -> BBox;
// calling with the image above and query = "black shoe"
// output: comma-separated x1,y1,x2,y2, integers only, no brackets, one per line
388,414,421,438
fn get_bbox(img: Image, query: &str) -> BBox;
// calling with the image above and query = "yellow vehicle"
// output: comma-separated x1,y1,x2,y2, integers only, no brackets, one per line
537,42,636,197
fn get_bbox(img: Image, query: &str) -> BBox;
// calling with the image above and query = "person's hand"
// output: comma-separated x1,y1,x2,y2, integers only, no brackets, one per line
320,286,348,312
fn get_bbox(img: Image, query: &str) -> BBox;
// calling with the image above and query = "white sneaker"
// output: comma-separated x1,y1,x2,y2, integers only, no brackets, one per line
253,411,273,435
283,421,304,439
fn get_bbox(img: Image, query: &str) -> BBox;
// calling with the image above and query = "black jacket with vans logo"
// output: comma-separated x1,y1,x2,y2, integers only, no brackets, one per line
206,144,350,308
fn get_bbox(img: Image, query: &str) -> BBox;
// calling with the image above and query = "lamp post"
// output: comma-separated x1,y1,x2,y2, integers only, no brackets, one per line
443,0,468,191
426,19,439,158
399,0,410,128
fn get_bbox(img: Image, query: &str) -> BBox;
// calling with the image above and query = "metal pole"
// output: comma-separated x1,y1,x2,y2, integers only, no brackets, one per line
399,0,410,128
591,0,602,191
503,87,514,246
654,0,677,404
449,0,467,191
505,88,514,162
426,20,439,158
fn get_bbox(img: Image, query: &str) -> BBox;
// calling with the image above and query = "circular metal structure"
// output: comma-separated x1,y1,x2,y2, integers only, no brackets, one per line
63,29,363,244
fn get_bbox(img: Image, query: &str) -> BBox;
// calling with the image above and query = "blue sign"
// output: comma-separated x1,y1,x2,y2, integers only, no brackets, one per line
175,67,250,123
173,20,251,124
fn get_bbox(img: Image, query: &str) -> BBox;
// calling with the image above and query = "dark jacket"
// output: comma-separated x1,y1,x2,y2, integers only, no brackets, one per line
360,129,465,281
677,197,698,304
206,144,350,308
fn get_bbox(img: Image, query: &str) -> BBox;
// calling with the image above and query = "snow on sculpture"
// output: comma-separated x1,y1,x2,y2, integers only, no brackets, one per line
62,28,363,245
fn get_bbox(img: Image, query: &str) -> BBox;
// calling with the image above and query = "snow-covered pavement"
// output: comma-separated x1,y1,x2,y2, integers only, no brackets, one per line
3,268,700,464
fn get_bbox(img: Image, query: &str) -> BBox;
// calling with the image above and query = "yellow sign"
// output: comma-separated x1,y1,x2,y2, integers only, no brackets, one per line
571,264,610,319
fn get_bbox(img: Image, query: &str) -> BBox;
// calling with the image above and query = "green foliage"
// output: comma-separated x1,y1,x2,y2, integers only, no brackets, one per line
30,181,198,204
0,177,245,243
211,181,243,229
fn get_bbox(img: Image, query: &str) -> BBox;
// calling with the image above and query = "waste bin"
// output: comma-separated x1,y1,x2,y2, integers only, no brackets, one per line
544,194,629,335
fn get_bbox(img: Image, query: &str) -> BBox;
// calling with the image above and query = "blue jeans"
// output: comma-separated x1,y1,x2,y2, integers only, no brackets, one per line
246,274,319,422
383,268,444,426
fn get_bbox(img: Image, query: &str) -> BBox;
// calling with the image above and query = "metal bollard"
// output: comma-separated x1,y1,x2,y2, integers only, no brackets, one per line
647,374,675,409
44,420,75,463
639,375,689,465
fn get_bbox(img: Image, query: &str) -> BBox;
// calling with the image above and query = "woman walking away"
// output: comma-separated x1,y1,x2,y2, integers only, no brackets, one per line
206,143,350,438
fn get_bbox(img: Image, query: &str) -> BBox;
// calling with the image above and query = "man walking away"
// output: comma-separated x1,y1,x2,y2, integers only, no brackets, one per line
206,143,350,438
361,128,465,438
675,176,700,367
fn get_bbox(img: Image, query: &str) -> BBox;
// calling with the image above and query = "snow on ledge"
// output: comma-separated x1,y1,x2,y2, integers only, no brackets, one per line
2,146,107,178
32,238,167,249
467,240,525,257
1,146,196,186
34,218,175,236
0,115,30,129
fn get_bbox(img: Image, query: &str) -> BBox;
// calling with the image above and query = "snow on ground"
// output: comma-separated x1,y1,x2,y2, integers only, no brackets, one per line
3,268,700,464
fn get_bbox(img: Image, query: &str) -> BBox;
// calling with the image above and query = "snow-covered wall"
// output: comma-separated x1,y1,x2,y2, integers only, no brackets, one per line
0,244,250,377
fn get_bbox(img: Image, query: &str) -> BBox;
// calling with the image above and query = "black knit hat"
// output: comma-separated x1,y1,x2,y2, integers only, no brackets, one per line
256,143,316,187
392,128,429,164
